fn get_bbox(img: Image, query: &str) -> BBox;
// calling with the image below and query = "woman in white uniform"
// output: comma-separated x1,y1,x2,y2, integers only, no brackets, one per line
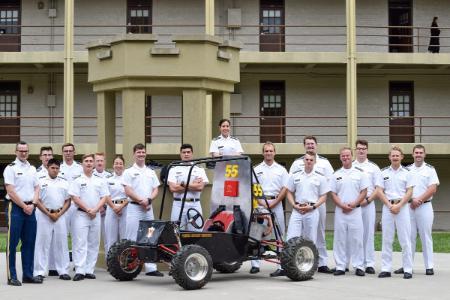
209,119,244,157
104,155,128,253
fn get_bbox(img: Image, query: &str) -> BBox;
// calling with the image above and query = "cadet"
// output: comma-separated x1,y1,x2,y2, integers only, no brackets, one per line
289,135,334,274
209,118,244,157
4,141,42,286
395,145,438,276
286,152,329,244
122,143,163,277
330,147,369,276
378,146,414,279
69,154,109,281
33,159,71,281
168,144,208,231
105,155,129,253
352,140,383,274
250,142,289,276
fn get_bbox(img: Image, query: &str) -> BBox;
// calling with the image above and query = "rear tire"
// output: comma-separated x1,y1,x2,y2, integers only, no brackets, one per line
213,261,242,273
107,239,143,281
280,237,318,281
171,245,213,290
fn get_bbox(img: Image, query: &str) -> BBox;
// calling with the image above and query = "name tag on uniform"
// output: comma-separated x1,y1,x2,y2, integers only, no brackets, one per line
108,182,115,185
384,177,389,180
336,177,342,181
17,172,23,176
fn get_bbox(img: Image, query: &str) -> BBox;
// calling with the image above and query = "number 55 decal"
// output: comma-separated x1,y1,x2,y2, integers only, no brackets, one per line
253,184,263,197
225,165,239,178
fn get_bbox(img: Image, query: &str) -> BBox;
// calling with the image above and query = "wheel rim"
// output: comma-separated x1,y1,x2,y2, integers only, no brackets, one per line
295,246,315,272
184,253,209,281
119,247,141,273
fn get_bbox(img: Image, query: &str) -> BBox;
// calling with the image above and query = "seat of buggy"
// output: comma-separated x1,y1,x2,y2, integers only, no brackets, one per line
203,211,235,233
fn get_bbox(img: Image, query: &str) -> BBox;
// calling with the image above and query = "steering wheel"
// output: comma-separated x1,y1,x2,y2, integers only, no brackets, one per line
186,208,204,229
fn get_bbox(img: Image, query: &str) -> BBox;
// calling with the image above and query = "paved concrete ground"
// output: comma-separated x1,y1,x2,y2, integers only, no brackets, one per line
1,251,449,300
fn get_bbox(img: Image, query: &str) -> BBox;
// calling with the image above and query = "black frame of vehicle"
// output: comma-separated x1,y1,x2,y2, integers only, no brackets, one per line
106,156,319,290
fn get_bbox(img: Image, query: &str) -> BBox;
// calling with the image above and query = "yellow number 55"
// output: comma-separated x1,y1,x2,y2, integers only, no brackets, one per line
225,164,239,178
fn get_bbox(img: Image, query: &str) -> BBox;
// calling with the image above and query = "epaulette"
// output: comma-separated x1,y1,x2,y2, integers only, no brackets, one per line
39,175,46,179
381,166,389,171
404,166,410,171
73,175,81,179
231,136,239,140
212,136,221,141
314,170,324,176
106,173,114,178
37,166,42,172
8,162,15,166
93,173,101,178
57,175,67,181
354,166,364,172
76,161,81,165
318,155,328,160
425,163,435,169
293,169,301,174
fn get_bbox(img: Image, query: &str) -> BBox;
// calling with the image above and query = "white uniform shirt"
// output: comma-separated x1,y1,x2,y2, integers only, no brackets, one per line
254,161,289,197
407,163,439,200
68,173,109,209
122,163,160,200
107,173,127,201
3,158,38,203
167,165,209,199
289,154,334,180
39,175,70,210
36,165,49,182
93,169,112,179
381,165,415,200
286,169,330,204
352,159,383,197
60,161,83,184
209,135,244,156
330,166,370,204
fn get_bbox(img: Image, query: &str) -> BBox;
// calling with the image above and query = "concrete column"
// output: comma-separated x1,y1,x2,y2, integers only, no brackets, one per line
183,89,212,157
205,0,215,35
346,0,357,147
122,89,146,164
212,91,230,138
97,91,116,167
63,0,74,143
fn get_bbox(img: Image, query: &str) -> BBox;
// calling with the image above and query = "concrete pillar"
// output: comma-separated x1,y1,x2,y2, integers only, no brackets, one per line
122,89,146,164
346,0,357,147
205,0,215,35
63,0,74,143
212,91,230,138
97,91,116,167
182,89,212,157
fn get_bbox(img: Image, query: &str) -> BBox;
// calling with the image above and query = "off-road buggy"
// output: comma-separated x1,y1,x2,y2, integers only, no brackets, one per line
106,156,318,290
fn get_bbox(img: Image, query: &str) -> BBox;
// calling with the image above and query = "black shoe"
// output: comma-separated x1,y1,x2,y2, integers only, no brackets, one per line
146,271,164,277
48,270,59,276
249,267,260,274
59,274,71,280
7,279,22,286
378,272,391,278
22,276,43,284
36,275,45,281
84,273,96,279
393,267,404,274
365,267,375,274
426,268,434,275
318,266,334,274
334,270,345,276
403,272,412,279
270,269,286,277
355,269,365,276
73,273,85,281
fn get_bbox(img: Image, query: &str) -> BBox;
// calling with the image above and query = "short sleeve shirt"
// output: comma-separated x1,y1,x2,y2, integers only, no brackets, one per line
330,166,370,204
209,135,244,156
167,165,209,199
3,158,38,203
381,165,415,200
107,173,127,201
68,173,109,209
407,163,439,200
286,170,330,204
122,163,160,200
60,161,83,184
352,159,383,197
254,161,289,197
289,154,334,181
39,175,70,209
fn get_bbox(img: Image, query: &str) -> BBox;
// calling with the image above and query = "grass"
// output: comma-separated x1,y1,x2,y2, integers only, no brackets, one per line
1,232,449,253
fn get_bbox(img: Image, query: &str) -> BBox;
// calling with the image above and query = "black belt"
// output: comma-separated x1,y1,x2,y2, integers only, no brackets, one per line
295,202,316,207
46,207,62,213
23,201,34,205
174,198,200,202
408,199,431,204
77,208,86,212
112,199,127,204
389,199,402,204
265,196,277,200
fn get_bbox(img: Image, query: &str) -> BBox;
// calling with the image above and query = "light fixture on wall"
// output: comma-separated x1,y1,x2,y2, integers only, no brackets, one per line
37,1,45,10
27,86,34,94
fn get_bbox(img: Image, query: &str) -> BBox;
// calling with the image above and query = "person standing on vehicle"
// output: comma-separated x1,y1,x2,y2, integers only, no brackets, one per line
289,135,334,274
249,142,289,276
4,141,42,286
209,119,244,157
168,144,209,231
69,154,109,281
122,143,163,277
352,140,383,274
378,146,414,279
330,147,369,277
33,159,71,281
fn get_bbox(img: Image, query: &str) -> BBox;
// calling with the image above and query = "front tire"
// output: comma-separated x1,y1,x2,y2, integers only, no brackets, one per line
171,245,213,290
107,239,143,281
213,261,242,273
280,237,318,281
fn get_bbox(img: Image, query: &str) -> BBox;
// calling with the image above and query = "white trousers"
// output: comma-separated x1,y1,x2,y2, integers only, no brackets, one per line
333,207,364,271
72,211,101,275
105,205,128,253
361,201,376,268
317,203,328,267
286,208,319,243
381,204,413,273
65,203,78,235
125,204,157,273
410,202,434,269
33,211,70,276
171,200,203,232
